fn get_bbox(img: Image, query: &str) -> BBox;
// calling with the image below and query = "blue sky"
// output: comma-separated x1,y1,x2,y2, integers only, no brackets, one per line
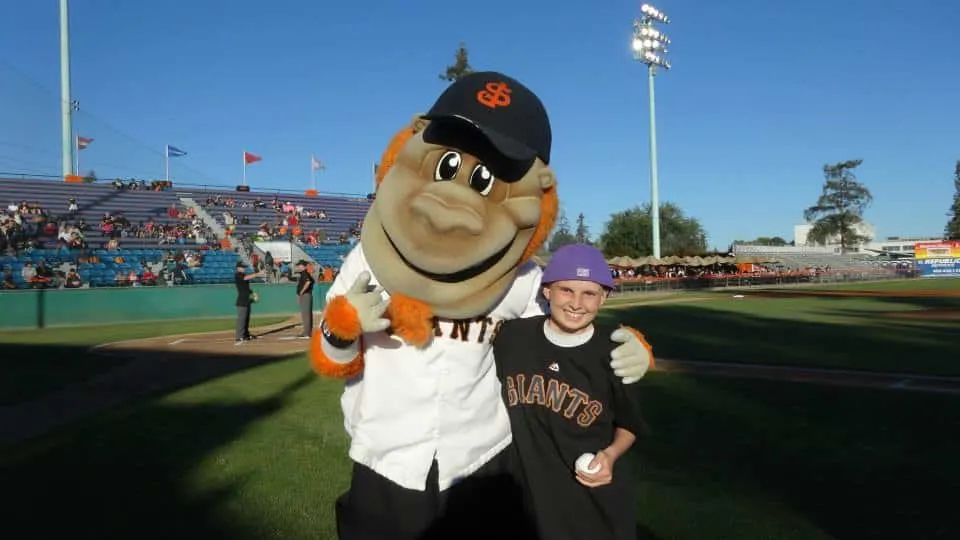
1,0,957,249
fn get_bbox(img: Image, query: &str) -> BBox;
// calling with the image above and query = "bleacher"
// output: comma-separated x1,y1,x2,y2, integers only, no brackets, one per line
1,177,372,290
0,177,208,250
302,243,353,267
184,250,241,284
78,248,171,287
182,188,371,241
774,252,877,271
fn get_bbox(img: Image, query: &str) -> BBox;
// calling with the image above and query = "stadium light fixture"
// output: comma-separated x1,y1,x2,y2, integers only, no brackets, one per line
631,3,671,259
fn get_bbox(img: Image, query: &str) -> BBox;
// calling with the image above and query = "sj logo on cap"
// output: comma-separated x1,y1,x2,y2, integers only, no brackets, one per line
576,267,591,278
476,82,512,109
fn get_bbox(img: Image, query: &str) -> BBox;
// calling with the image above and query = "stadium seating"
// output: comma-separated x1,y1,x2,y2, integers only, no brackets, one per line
0,177,210,250
183,187,371,241
184,250,241,285
1,177,372,289
78,248,170,287
302,244,352,267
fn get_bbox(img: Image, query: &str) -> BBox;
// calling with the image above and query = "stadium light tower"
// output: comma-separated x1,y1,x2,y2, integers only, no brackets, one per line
60,0,74,178
632,3,671,259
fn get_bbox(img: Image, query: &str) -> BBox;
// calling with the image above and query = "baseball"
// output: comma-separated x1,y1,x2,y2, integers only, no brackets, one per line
575,452,601,474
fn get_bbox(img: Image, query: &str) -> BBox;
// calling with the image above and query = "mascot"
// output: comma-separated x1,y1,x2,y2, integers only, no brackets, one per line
310,71,655,540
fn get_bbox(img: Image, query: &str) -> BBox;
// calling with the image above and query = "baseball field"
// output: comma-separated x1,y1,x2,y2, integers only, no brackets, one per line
1,278,958,539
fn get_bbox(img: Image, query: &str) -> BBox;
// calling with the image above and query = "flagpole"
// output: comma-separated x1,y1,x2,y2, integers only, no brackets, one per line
242,150,247,186
164,144,170,183
310,155,316,190
74,136,79,176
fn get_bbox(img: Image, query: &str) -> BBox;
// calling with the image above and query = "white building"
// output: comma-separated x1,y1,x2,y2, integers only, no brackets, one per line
792,220,939,256
793,221,876,250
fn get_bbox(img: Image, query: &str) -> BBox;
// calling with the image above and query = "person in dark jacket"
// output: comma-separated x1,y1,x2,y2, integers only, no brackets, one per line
235,261,266,344
295,260,315,338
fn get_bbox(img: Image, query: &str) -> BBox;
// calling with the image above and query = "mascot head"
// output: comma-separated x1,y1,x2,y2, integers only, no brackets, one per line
363,71,558,321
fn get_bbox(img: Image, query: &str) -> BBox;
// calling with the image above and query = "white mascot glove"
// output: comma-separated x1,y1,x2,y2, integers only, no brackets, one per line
609,328,653,384
343,271,392,334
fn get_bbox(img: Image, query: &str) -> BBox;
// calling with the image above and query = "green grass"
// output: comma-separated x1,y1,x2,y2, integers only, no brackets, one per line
605,292,697,306
0,316,288,405
2,277,959,538
604,285,960,376
796,277,960,292
2,357,954,539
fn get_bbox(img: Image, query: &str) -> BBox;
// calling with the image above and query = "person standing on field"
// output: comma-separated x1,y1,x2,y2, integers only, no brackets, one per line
235,261,266,345
295,259,315,339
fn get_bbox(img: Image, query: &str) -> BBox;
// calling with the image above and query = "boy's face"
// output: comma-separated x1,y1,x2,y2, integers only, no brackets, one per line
543,280,608,334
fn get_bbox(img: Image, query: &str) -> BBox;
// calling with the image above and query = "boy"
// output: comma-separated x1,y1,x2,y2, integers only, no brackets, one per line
494,243,646,540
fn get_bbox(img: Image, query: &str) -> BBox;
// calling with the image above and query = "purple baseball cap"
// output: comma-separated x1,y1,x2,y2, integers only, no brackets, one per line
542,244,614,289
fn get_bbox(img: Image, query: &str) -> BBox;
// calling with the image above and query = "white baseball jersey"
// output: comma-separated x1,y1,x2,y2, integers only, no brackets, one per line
320,243,546,492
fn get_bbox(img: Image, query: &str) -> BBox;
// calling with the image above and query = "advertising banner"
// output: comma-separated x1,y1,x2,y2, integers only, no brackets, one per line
914,241,960,259
914,241,960,277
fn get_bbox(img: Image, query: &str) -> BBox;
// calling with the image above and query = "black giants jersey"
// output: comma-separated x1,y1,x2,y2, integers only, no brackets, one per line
494,315,641,540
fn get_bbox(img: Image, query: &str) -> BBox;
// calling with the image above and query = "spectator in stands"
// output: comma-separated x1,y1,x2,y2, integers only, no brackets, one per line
295,260,315,339
141,267,157,286
33,260,54,289
64,268,83,288
264,251,275,283
21,262,35,286
235,261,266,345
68,197,79,213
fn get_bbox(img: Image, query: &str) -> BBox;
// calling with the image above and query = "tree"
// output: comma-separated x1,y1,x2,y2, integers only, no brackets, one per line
945,160,960,240
548,210,577,252
732,236,791,246
599,202,708,257
439,42,474,82
803,159,873,252
574,213,591,244
82,169,97,183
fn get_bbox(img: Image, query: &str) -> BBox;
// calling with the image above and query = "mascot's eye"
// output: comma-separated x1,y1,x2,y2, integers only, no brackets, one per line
469,164,495,196
434,151,462,181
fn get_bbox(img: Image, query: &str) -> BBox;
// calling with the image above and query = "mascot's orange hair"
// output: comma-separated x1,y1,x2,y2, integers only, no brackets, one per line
311,122,561,376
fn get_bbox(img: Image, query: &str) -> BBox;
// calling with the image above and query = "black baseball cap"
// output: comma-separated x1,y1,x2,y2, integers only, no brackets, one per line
422,71,552,179
236,261,247,268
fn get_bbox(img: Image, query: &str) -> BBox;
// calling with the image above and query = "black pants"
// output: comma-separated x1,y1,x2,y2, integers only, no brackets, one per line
298,293,313,337
235,305,251,340
336,449,535,540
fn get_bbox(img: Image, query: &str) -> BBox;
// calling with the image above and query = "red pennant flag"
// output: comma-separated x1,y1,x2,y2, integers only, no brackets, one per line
244,151,262,165
77,136,94,150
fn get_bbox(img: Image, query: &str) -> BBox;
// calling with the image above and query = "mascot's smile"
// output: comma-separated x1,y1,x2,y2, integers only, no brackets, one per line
383,225,514,283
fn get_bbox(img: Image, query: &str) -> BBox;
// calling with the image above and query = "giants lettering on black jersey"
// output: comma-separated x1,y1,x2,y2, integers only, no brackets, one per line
503,373,603,428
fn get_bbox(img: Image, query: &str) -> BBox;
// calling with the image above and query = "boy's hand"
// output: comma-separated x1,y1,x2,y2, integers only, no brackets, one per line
575,450,614,487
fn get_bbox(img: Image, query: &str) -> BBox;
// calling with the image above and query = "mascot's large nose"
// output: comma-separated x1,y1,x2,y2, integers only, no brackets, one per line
409,183,485,235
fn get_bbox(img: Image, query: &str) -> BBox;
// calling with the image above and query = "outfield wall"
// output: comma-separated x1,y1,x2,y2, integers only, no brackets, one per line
0,283,331,330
